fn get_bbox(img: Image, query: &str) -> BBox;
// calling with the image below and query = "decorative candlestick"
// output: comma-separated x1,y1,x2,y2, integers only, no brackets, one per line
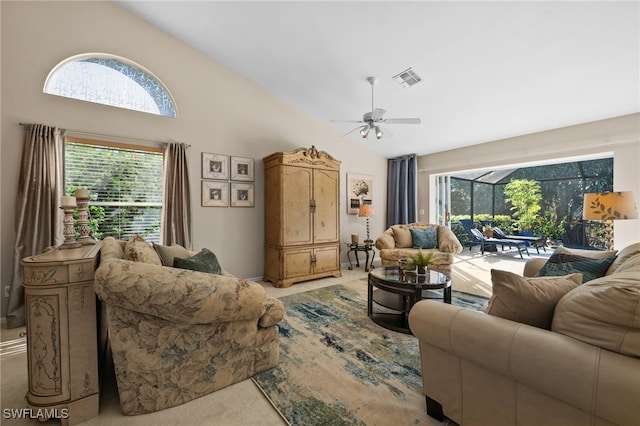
74,188,96,245
60,197,80,249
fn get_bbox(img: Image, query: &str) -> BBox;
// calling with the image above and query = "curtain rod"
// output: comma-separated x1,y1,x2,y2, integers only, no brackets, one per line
19,122,191,148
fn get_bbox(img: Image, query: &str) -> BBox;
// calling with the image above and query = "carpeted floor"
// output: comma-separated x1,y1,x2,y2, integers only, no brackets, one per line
0,255,507,426
253,281,487,426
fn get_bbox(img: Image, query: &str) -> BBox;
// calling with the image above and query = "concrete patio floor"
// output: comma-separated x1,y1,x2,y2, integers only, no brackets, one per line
452,244,553,297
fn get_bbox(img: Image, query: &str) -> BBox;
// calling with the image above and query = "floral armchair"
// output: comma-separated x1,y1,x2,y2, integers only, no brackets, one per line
94,237,284,415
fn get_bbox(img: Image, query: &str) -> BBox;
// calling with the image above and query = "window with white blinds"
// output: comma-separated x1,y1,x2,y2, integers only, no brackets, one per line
65,137,163,242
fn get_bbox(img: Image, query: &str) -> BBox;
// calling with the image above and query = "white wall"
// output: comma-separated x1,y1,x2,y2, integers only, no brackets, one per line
0,1,388,317
417,113,640,249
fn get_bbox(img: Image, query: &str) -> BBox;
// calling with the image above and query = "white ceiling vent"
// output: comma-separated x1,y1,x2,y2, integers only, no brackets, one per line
393,68,422,88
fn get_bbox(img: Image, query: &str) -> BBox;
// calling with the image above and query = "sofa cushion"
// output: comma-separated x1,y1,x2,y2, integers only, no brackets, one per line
153,243,191,267
536,250,616,283
101,236,125,261
552,271,640,357
410,227,438,249
174,248,222,275
392,226,413,248
607,242,640,274
485,269,582,329
124,235,162,265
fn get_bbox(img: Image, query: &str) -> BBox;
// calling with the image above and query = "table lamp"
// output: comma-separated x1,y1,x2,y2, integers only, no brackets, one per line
583,191,638,250
358,204,375,245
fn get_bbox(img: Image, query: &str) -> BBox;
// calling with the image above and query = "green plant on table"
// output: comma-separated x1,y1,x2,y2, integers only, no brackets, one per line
408,248,436,272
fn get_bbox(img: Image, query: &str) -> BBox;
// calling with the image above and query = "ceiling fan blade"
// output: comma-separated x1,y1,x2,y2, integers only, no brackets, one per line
383,118,422,124
330,119,365,123
343,125,367,137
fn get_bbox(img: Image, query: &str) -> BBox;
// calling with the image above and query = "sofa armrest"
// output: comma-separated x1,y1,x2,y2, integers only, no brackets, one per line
95,258,268,324
375,227,396,250
436,226,463,254
523,258,548,277
259,298,285,328
408,301,640,423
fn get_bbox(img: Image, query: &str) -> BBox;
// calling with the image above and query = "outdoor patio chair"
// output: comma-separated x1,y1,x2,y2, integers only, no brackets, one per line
493,226,547,253
458,219,529,258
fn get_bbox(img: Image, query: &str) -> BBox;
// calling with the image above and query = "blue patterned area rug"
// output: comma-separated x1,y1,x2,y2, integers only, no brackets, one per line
252,282,487,426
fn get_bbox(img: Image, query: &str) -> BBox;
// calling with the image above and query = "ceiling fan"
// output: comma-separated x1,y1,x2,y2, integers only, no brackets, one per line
332,76,421,140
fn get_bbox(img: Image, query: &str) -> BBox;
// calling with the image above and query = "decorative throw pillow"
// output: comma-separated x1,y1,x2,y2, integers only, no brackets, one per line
554,247,618,260
485,269,582,329
124,235,162,265
536,250,617,283
410,227,438,249
392,227,413,248
153,243,191,267
174,248,222,275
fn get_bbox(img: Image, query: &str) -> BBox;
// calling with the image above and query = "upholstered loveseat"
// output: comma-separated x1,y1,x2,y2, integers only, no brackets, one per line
408,243,640,426
94,237,284,415
375,223,463,274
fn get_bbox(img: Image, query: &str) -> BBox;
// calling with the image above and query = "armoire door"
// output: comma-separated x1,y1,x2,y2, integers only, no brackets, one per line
282,247,313,279
313,245,340,274
313,169,339,244
282,166,313,246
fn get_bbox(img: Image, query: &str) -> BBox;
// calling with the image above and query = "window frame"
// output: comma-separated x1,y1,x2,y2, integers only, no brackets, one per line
44,53,177,118
64,135,164,242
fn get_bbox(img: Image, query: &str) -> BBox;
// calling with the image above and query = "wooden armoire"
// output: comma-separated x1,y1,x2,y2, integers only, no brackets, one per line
263,146,342,287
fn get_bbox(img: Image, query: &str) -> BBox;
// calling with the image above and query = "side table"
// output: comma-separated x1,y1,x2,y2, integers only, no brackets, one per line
22,243,101,425
345,243,376,272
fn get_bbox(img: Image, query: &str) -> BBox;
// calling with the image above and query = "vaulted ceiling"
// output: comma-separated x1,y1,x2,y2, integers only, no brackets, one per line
115,1,639,158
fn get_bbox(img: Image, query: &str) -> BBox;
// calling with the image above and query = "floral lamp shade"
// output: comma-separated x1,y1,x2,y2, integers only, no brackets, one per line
583,191,638,250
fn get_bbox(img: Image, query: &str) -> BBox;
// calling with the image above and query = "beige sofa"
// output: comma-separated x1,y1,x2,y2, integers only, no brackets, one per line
408,243,640,426
374,223,463,274
94,237,285,415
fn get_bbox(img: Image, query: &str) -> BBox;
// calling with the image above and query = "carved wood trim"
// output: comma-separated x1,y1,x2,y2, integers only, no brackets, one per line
264,145,341,171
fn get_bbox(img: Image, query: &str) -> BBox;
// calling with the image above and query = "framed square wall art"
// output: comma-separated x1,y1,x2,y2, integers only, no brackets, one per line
230,182,255,207
347,173,373,214
202,153,229,180
231,156,254,181
202,181,229,207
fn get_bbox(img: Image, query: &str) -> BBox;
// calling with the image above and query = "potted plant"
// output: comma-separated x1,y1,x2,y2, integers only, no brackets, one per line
408,248,436,274
482,224,494,238
532,211,567,246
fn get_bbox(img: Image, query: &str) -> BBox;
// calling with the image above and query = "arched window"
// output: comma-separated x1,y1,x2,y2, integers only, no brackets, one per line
44,53,176,118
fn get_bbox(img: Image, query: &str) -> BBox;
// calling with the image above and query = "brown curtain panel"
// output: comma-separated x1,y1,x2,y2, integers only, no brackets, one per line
161,142,192,248
7,124,65,328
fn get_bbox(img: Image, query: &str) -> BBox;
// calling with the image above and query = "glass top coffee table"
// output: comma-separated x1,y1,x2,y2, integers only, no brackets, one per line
368,266,452,334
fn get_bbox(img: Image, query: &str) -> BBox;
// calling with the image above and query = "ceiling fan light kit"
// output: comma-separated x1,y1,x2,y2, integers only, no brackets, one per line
333,76,421,140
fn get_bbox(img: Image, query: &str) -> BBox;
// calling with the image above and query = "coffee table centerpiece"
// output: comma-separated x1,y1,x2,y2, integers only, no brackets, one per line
367,265,452,334
400,248,435,274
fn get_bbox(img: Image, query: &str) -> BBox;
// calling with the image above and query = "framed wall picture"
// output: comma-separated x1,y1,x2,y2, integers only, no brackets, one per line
347,173,373,214
202,181,229,207
231,156,254,181
202,153,229,180
230,182,254,207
